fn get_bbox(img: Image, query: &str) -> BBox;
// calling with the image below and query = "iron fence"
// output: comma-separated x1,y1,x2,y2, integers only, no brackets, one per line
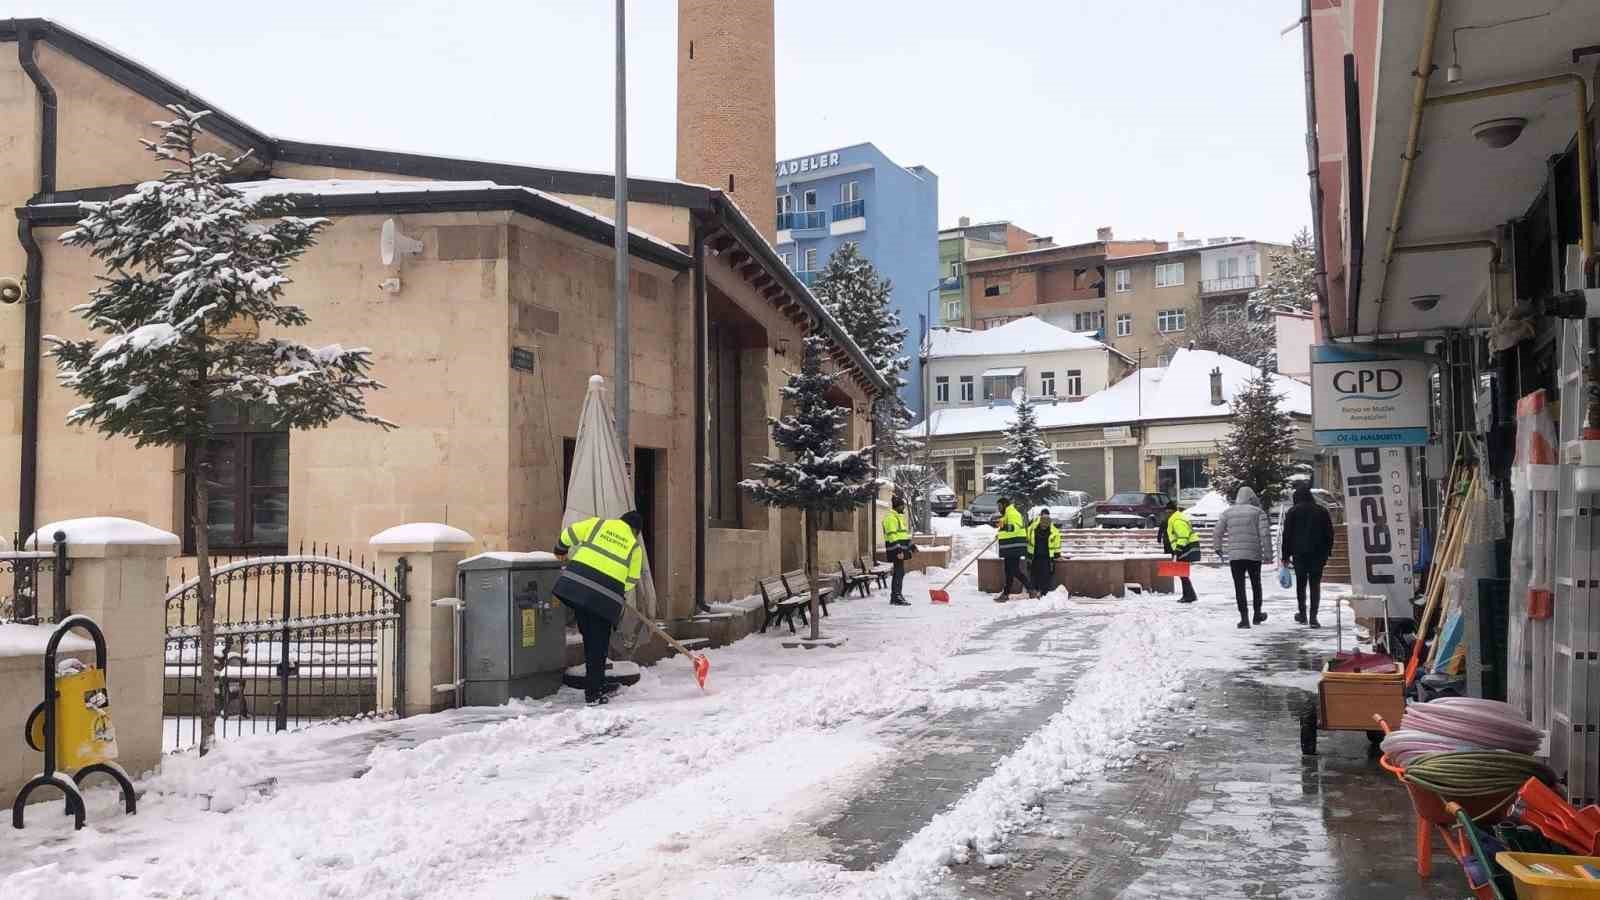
162,544,407,752
0,530,69,624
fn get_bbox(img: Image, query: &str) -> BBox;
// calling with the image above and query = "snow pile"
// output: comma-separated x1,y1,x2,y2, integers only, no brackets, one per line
29,517,179,549
368,522,474,547
0,623,94,658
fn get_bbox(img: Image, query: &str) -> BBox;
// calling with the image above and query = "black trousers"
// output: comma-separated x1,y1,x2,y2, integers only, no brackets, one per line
1229,560,1263,621
1001,553,1030,595
566,601,614,699
1293,557,1326,619
1030,556,1055,595
890,556,906,601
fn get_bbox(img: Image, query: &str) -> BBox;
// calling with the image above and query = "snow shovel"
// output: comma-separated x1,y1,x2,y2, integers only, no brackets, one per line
929,536,998,604
635,614,710,690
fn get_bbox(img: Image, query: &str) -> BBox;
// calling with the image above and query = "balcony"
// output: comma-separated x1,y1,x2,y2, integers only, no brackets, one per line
1200,274,1260,296
776,210,828,232
832,199,865,222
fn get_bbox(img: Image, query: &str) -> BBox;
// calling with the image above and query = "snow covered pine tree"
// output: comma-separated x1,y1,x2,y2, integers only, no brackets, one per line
987,399,1064,513
741,335,876,640
49,106,392,755
1207,369,1299,507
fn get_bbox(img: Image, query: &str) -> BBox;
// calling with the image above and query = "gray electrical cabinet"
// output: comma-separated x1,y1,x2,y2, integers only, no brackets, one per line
458,553,567,705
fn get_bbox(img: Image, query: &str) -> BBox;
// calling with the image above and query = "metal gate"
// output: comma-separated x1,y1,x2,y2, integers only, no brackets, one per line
0,531,69,624
163,547,408,752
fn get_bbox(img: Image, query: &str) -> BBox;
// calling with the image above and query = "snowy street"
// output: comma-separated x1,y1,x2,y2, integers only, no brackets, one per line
3,530,1437,899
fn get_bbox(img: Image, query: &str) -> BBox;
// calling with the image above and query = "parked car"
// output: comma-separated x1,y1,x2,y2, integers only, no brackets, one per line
930,483,958,516
1094,491,1172,528
1031,491,1092,528
1271,487,1345,522
960,492,1002,527
1183,491,1229,527
1177,487,1209,509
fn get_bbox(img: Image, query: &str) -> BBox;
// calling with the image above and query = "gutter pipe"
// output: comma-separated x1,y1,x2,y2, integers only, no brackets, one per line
1299,0,1335,341
17,27,56,541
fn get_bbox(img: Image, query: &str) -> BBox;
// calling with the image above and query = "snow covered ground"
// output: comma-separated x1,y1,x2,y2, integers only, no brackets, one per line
1,527,1350,900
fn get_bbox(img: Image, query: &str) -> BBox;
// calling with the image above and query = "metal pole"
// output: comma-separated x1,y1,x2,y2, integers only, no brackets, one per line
613,0,631,456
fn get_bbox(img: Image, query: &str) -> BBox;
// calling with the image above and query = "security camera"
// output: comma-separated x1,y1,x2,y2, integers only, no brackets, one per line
1410,294,1441,311
0,275,22,305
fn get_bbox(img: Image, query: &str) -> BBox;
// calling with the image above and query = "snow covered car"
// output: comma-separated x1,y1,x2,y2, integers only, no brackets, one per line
1177,487,1209,509
1182,491,1230,527
930,484,958,516
1030,491,1091,528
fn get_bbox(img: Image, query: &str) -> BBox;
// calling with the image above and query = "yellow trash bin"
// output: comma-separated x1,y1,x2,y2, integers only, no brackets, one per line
26,664,119,769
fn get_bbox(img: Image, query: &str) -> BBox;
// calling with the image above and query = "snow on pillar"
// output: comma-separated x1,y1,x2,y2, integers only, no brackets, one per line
370,523,475,717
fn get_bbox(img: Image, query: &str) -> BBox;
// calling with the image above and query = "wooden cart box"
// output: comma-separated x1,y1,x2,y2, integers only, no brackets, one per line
1318,666,1405,731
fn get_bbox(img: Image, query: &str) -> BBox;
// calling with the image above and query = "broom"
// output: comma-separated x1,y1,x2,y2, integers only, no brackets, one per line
929,536,998,604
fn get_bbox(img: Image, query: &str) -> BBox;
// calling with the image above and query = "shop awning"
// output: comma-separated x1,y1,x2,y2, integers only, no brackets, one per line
981,366,1024,378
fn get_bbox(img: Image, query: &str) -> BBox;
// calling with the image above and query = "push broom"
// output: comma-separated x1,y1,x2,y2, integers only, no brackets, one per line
929,536,998,604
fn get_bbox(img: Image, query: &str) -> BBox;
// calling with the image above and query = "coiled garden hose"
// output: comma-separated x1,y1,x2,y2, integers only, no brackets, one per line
1401,751,1556,798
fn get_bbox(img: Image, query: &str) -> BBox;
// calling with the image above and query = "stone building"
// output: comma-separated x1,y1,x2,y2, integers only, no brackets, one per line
937,218,1050,328
0,15,886,618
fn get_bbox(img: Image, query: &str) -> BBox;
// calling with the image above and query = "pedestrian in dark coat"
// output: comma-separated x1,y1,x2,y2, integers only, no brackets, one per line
1279,484,1334,627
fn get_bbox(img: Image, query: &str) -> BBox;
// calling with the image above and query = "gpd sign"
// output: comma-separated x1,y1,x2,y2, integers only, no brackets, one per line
1311,344,1429,447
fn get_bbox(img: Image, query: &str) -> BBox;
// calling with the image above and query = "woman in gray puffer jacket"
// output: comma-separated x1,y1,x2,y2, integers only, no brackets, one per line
1213,486,1273,628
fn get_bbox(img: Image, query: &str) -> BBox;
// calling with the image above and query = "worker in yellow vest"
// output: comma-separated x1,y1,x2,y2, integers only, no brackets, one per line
1161,499,1200,604
1028,508,1063,597
882,495,914,606
554,511,645,705
993,497,1030,602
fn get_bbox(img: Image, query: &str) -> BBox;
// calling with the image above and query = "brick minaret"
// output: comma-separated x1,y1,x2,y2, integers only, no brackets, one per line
677,0,776,243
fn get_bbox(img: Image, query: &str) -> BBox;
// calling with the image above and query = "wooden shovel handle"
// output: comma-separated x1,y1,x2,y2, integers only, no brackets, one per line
939,536,999,591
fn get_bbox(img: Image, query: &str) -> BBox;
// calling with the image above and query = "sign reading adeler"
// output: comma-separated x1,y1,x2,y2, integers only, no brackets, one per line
1311,343,1429,446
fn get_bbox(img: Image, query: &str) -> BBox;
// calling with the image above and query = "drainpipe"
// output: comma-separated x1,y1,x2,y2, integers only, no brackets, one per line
17,29,58,541
1298,0,1334,341
691,216,706,609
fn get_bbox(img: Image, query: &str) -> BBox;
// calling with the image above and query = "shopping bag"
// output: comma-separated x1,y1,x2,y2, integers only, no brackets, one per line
1277,563,1293,589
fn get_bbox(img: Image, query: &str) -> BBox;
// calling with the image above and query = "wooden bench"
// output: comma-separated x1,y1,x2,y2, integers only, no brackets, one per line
756,574,810,634
780,569,833,619
857,555,891,589
837,560,874,598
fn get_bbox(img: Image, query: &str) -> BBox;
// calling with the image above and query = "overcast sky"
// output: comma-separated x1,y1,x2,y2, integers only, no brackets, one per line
27,1,1311,244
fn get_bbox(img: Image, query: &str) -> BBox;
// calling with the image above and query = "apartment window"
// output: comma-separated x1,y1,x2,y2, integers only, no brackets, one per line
959,375,974,402
949,260,962,279
1216,303,1245,325
1154,262,1185,287
1065,369,1083,398
803,189,817,209
1114,269,1131,293
803,248,818,271
942,297,962,321
983,375,1017,401
707,322,743,527
778,194,794,214
841,180,860,203
780,251,792,270
186,401,289,553
1115,313,1133,337
1073,310,1104,333
1040,371,1056,396
1158,348,1177,366
1217,257,1240,278
935,376,950,403
1246,254,1258,276
983,285,1000,297
1157,308,1187,333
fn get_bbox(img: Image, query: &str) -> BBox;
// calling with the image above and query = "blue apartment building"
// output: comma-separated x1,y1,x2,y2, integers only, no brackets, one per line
775,143,938,414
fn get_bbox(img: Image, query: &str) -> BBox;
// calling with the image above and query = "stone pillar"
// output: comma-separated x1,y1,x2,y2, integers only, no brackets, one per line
370,524,475,717
35,517,178,781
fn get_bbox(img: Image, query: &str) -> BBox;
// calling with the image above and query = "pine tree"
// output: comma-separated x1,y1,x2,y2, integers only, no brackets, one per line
50,106,392,754
1176,228,1318,370
986,400,1064,512
812,243,909,389
740,335,876,639
1207,368,1299,506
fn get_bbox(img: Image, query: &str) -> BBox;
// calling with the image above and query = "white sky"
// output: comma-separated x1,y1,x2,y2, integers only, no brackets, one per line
24,0,1311,244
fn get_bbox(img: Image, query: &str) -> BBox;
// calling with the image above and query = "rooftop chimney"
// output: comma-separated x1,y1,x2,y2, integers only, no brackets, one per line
1096,226,1114,241
959,215,971,227
1209,368,1224,406
1176,230,1185,240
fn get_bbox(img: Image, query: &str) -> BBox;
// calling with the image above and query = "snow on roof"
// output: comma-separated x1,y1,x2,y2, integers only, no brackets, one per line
904,349,1308,438
926,317,1115,358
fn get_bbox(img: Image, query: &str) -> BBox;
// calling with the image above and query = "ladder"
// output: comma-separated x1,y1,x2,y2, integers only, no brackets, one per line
1552,316,1600,806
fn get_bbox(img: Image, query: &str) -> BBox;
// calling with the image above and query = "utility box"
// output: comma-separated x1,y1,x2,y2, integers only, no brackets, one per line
458,552,568,705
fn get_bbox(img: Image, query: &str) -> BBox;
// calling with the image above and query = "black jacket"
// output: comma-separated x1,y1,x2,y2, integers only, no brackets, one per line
1280,499,1334,564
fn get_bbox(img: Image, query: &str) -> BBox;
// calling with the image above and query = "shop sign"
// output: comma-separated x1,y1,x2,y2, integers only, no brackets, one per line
929,447,974,458
776,152,841,178
1053,437,1137,450
1312,344,1429,446
1103,425,1132,440
1338,446,1415,615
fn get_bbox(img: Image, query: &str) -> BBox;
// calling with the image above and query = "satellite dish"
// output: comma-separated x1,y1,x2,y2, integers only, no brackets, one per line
380,218,423,266
1010,386,1026,406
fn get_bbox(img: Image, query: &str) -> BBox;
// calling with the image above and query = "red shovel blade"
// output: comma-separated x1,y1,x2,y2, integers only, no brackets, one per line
929,588,950,604
692,653,710,690
1157,561,1190,578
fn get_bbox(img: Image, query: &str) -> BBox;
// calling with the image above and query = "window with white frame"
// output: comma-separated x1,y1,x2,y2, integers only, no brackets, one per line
959,375,974,402
1157,308,1187,333
943,297,962,321
1217,257,1240,278
1065,369,1083,397
1114,269,1131,293
949,260,961,278
841,181,860,203
780,251,792,270
1215,302,1244,324
1246,253,1258,276
1115,313,1133,337
1073,310,1105,333
1041,371,1056,396
1158,348,1176,366
803,189,817,208
983,374,1017,401
803,248,818,271
1154,262,1185,287
935,376,950,403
